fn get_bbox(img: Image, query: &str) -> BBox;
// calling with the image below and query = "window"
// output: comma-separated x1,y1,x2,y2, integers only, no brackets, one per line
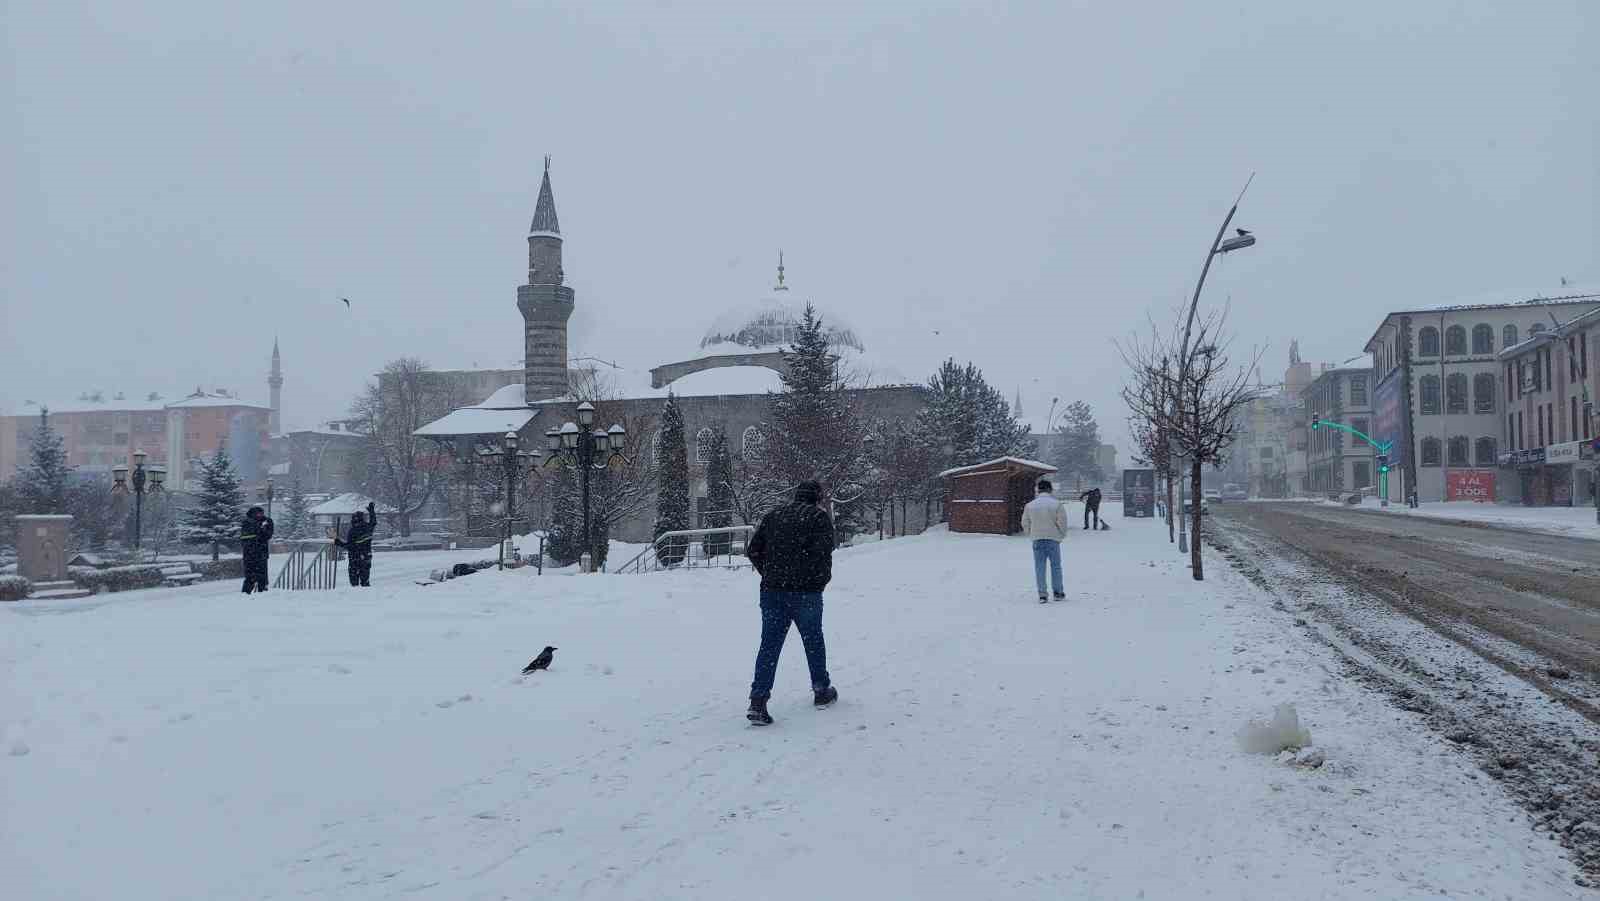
650,431,662,465
1582,333,1589,379
1349,375,1367,406
1445,373,1467,414
1420,437,1441,466
1517,411,1524,450
1445,325,1467,356
1447,436,1469,467
1572,397,1579,444
1571,337,1580,383
1530,322,1546,336
1507,414,1516,451
1545,347,1553,392
695,427,714,464
1419,375,1440,414
1503,324,1519,348
1352,461,1371,489
1418,326,1440,357
1351,417,1370,441
1471,324,1493,355
1259,446,1273,459
1473,373,1495,414
1475,437,1497,466
1506,364,1514,402
1547,402,1555,446
741,425,765,462
1537,405,1545,447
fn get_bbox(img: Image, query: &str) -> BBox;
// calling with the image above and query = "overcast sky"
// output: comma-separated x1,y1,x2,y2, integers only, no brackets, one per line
4,0,1596,454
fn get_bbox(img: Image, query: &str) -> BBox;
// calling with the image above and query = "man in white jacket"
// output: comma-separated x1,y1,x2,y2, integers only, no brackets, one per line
1019,479,1069,603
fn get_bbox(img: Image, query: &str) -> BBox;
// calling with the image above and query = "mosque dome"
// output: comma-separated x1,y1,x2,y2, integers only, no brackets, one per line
697,256,865,355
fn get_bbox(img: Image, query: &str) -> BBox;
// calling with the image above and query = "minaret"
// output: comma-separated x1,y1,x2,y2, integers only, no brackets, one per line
1013,388,1024,419
268,337,283,433
517,156,576,402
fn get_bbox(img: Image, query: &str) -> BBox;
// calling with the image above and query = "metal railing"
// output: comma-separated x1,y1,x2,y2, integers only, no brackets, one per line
271,539,341,590
619,525,755,574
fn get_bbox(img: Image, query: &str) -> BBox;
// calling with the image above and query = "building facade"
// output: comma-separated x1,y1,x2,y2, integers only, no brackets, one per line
417,160,937,544
1497,306,1599,506
1365,295,1600,503
1303,367,1375,495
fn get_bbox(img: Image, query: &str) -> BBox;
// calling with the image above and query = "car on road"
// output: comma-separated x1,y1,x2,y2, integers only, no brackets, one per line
1221,483,1248,502
1203,488,1222,504
1183,496,1210,516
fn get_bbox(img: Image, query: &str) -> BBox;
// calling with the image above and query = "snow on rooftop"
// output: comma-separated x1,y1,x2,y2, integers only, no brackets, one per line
413,407,537,438
476,383,527,409
699,292,865,355
939,456,1059,479
307,493,397,516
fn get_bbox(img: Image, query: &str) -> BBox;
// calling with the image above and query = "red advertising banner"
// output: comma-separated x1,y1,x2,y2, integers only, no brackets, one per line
1446,469,1496,501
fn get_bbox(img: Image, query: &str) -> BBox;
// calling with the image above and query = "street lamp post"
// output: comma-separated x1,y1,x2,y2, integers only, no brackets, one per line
1171,178,1256,574
473,430,541,571
111,450,166,555
258,478,275,519
545,401,629,572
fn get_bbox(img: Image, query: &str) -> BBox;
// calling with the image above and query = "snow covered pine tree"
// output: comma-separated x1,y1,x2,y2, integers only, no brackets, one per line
181,445,246,561
653,393,691,566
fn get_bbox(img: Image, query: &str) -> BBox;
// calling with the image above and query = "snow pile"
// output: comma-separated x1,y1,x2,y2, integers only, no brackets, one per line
1237,702,1314,754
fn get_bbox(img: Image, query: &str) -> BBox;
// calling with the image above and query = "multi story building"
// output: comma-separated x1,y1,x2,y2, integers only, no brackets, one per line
1,344,283,489
1497,306,1599,506
1303,367,1375,495
1364,294,1600,503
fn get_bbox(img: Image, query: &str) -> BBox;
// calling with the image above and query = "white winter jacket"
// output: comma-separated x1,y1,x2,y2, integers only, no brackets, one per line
1020,493,1069,541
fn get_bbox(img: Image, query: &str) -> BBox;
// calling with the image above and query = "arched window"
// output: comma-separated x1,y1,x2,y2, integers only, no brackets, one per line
1420,437,1442,466
741,425,765,462
1445,325,1467,356
650,431,662,465
1475,437,1497,466
1503,324,1519,348
1446,373,1468,414
1419,374,1441,415
695,427,714,464
1472,324,1494,355
1473,373,1495,413
1530,322,1546,336
1447,436,1469,467
1418,326,1440,357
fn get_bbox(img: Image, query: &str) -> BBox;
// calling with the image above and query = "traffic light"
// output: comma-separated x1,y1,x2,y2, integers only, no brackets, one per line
1376,453,1390,474
1310,417,1321,430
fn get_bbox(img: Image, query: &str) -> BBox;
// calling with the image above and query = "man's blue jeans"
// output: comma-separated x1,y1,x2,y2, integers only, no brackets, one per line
750,590,831,701
1032,539,1063,596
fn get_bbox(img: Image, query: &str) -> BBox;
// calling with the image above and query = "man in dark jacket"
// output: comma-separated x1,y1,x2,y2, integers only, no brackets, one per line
240,506,275,594
1079,487,1103,530
333,501,377,587
744,480,838,725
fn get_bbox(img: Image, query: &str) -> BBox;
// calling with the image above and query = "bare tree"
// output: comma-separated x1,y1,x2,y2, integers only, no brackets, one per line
350,358,470,536
1122,307,1263,580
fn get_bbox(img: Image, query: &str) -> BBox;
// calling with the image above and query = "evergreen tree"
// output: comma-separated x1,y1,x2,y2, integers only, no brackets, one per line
653,394,691,565
281,479,311,538
182,444,246,561
916,359,1034,474
702,424,734,556
17,408,71,514
1053,401,1103,489
760,304,872,542
544,463,584,567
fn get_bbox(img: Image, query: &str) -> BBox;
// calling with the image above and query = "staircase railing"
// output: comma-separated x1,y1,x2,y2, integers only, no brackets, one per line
619,525,755,574
271,539,341,590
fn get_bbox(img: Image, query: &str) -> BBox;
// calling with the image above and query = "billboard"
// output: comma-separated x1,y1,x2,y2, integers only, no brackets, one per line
1122,468,1156,518
1446,470,1495,501
1372,368,1409,472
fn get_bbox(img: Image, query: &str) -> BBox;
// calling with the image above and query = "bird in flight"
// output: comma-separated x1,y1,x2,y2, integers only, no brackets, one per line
1235,229,1252,237
341,297,351,308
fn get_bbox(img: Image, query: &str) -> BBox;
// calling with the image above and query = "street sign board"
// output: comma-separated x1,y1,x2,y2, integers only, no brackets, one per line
1122,468,1156,518
1446,470,1496,501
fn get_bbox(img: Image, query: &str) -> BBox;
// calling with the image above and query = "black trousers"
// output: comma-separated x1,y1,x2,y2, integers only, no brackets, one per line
242,556,270,593
1084,503,1101,529
348,552,372,587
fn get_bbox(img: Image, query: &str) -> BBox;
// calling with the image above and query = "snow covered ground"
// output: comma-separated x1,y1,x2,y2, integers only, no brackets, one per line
2,521,1587,899
1326,498,1600,541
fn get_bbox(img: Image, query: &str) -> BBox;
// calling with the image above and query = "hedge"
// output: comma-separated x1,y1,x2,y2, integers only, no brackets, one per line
69,565,166,593
191,559,244,581
0,575,30,602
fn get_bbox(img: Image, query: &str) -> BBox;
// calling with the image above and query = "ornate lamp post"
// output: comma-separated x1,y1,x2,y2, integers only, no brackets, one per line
544,401,628,572
474,431,541,570
111,450,166,554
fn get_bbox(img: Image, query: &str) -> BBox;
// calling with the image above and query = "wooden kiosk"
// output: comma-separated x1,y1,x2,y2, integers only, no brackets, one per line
940,457,1059,535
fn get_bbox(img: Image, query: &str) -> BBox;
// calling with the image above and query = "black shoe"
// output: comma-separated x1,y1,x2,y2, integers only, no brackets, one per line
1038,593,1048,603
1053,593,1066,601
747,698,773,726
813,686,838,708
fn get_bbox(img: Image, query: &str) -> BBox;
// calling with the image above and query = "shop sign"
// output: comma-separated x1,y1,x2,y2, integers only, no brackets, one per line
1547,441,1582,465
1446,469,1496,501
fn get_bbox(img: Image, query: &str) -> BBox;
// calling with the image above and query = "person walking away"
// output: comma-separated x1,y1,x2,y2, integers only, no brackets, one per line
743,480,838,726
240,505,275,594
333,501,377,587
1021,480,1068,603
1079,486,1103,530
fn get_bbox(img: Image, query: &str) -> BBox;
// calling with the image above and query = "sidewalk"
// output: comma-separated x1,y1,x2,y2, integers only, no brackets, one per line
1,519,1585,899
1324,498,1600,541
